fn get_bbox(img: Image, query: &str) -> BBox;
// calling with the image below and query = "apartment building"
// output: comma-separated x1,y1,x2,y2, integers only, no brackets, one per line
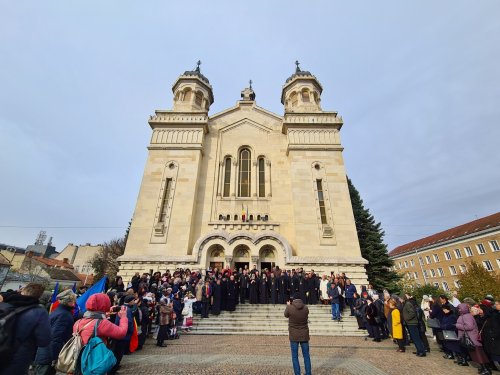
389,212,500,292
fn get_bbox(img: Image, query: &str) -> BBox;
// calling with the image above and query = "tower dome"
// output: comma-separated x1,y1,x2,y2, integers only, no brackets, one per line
281,61,323,113
172,61,214,112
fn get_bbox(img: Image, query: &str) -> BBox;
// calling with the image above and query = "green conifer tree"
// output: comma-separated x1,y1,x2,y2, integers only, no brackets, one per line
347,177,400,290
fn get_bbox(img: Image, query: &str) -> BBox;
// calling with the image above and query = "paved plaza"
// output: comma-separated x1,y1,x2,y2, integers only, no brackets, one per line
120,335,480,375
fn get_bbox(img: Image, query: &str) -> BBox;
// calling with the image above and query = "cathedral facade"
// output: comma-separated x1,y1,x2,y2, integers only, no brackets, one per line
118,63,368,285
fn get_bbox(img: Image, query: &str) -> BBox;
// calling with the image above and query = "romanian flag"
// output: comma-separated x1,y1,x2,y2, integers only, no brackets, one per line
49,282,59,313
129,317,139,353
241,205,246,222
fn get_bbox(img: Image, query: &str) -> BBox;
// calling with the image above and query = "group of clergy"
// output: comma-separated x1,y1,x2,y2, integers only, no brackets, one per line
203,266,325,315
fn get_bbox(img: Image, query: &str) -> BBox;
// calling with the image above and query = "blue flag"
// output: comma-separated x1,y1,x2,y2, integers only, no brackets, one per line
76,276,107,314
72,282,77,293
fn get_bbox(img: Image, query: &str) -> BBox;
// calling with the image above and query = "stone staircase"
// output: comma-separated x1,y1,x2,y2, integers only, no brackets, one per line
190,303,367,336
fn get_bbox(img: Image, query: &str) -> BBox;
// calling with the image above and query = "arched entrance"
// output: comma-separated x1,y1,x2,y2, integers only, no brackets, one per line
207,244,225,272
259,245,276,272
233,244,251,272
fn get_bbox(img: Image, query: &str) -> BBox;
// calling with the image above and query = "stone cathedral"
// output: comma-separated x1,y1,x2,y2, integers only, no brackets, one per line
118,63,368,285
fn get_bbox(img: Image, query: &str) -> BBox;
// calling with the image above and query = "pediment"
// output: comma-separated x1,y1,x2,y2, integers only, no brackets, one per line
209,103,282,125
220,118,273,134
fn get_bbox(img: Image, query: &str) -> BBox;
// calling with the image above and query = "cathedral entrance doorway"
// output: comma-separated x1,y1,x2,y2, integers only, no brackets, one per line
233,244,251,271
207,244,225,271
259,245,276,272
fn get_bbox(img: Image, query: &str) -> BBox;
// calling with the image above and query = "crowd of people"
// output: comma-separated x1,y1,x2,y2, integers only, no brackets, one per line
0,264,498,375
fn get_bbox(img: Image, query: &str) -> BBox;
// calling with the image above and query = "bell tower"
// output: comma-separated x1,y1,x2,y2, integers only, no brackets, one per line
281,61,322,113
172,60,214,112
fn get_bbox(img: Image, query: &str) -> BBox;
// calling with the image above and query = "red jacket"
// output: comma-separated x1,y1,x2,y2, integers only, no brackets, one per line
73,294,128,345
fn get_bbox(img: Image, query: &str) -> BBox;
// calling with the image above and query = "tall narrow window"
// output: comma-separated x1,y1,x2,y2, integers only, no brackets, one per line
316,179,327,224
223,158,231,197
239,149,251,197
258,157,265,197
159,178,172,223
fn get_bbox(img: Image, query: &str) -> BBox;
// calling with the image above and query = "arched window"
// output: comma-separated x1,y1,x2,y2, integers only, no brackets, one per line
223,157,231,197
195,92,203,106
183,89,192,102
290,92,298,107
302,89,310,102
238,148,251,197
258,157,265,197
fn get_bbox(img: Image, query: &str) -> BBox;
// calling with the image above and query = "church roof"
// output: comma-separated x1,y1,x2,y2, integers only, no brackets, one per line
389,211,500,258
285,61,315,83
181,61,210,84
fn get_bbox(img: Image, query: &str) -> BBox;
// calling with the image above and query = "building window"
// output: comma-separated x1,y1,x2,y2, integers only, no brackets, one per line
483,260,494,272
425,255,432,264
477,243,486,254
433,254,440,262
410,259,415,267
464,246,473,257
437,268,445,277
223,157,231,197
444,251,452,260
414,272,418,279
290,92,298,107
159,178,172,223
497,259,500,269
419,257,424,265
489,240,500,252
302,89,310,102
430,269,436,277
454,248,462,259
398,262,402,269
423,270,428,279
316,179,328,224
449,265,457,275
454,280,461,288
433,282,439,288
195,92,203,106
442,281,449,291
258,157,265,197
238,148,251,197
404,261,408,268
459,264,467,273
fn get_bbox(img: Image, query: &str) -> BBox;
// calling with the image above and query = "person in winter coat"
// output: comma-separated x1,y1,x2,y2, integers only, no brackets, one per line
328,282,341,321
403,293,426,357
157,299,173,347
33,289,77,375
387,298,405,353
482,300,500,365
0,283,51,375
365,296,381,342
440,304,468,366
284,293,311,375
110,295,135,374
354,293,367,329
344,279,357,316
181,292,197,332
456,303,491,375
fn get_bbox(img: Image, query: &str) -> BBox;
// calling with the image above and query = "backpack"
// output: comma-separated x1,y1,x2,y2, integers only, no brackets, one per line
56,319,93,373
0,303,37,363
80,320,117,375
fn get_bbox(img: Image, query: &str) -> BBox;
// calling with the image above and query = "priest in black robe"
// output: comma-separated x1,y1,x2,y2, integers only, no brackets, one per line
239,270,248,304
259,273,268,304
226,275,237,311
268,272,278,304
221,276,228,311
211,278,222,315
277,271,286,304
298,273,307,303
249,273,258,304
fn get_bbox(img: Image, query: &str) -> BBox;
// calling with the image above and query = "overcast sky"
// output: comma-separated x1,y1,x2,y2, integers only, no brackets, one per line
1,1,499,253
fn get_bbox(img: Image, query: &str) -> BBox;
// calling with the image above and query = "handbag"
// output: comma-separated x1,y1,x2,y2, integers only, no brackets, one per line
443,330,458,341
56,320,93,373
460,331,476,350
426,318,440,329
181,306,189,316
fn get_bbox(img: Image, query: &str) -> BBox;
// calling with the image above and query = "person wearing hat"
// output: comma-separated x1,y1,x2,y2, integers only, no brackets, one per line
284,293,311,375
33,289,76,375
110,295,135,374
181,292,197,333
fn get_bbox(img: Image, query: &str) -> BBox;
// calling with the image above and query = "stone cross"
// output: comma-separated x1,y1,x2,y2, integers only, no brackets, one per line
295,60,301,72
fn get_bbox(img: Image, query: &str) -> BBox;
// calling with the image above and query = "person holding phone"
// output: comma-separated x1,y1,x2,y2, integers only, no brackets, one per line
284,293,311,375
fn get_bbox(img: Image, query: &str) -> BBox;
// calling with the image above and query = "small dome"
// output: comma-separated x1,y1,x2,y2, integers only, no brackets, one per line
285,60,314,83
182,60,210,84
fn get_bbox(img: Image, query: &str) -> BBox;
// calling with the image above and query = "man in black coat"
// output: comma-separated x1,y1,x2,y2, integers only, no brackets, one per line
0,283,51,375
239,270,248,304
201,280,212,318
33,289,76,375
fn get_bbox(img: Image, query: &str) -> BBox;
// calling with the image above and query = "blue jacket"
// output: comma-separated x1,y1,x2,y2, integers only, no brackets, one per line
115,306,134,341
34,304,74,365
440,313,457,331
0,299,50,375
345,284,357,299
328,285,341,304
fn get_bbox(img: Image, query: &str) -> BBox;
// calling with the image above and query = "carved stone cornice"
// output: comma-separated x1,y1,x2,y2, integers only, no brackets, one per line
149,128,205,149
148,110,209,133
282,111,343,134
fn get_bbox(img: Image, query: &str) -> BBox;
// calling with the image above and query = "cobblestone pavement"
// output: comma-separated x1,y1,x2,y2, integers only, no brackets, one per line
119,335,481,375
